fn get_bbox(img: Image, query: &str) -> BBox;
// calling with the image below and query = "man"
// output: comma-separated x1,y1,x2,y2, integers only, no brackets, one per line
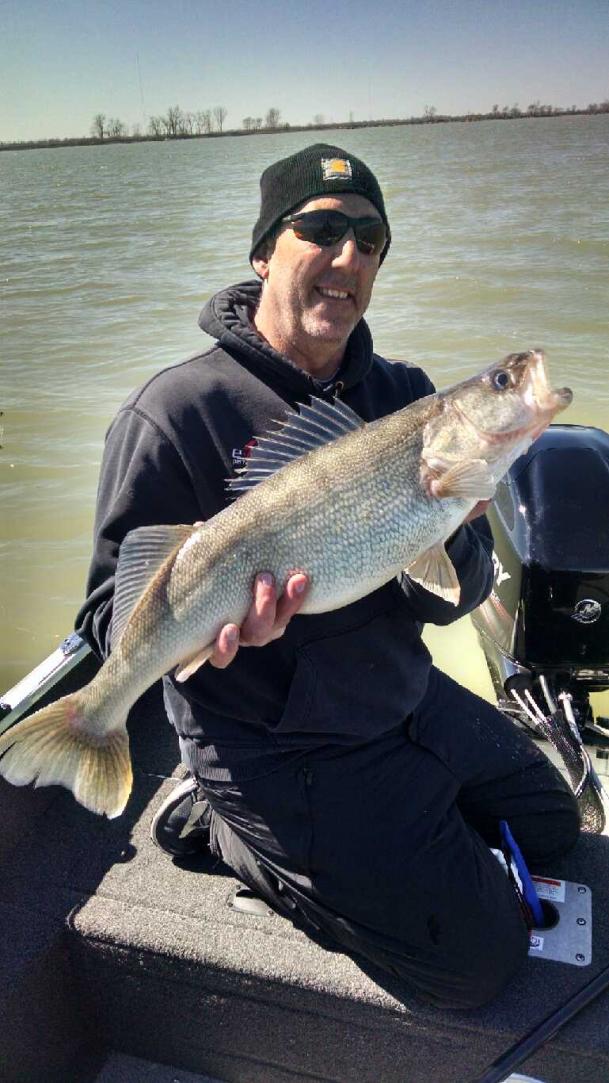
77,144,579,1009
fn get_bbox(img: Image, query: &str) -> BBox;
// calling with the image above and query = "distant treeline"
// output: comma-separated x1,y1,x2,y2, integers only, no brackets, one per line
2,100,609,152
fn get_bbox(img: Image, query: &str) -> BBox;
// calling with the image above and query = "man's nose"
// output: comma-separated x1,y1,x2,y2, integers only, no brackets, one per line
331,230,361,268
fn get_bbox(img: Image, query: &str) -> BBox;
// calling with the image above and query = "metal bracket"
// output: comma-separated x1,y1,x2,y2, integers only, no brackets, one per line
229,886,274,917
0,634,92,734
528,877,591,966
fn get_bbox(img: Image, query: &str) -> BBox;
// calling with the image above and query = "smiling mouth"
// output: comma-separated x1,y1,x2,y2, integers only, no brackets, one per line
316,286,352,301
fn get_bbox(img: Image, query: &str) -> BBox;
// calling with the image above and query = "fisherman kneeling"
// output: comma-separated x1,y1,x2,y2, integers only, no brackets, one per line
78,144,580,1009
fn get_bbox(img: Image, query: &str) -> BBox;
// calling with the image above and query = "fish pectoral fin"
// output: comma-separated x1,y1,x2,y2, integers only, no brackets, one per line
405,544,461,605
174,645,215,683
431,459,496,500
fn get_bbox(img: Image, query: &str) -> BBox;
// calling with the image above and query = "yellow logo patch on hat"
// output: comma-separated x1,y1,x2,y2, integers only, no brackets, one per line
321,157,353,181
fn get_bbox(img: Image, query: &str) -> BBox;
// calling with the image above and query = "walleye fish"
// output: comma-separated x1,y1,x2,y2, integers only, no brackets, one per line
0,349,571,818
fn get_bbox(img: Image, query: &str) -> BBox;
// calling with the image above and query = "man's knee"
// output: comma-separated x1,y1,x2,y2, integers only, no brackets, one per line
514,778,581,863
416,906,530,1010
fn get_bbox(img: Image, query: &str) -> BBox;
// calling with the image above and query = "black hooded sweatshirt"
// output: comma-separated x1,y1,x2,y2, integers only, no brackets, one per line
77,280,493,778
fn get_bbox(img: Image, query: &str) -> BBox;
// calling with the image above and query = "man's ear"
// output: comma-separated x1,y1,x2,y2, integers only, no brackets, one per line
252,255,270,280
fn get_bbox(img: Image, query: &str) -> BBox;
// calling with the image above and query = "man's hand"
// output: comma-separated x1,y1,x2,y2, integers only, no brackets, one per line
209,572,309,669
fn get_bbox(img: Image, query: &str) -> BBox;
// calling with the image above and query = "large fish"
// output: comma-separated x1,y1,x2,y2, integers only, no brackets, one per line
0,349,571,817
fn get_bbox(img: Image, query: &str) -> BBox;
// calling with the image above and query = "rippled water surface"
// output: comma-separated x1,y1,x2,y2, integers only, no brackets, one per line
1,117,608,699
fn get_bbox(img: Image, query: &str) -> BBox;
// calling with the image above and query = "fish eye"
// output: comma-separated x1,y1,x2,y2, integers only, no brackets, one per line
491,369,512,391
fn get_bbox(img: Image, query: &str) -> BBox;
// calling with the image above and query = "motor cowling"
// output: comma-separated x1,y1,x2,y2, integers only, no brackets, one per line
472,425,609,688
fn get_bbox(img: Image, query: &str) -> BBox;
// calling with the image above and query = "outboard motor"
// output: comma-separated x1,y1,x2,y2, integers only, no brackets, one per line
471,425,609,833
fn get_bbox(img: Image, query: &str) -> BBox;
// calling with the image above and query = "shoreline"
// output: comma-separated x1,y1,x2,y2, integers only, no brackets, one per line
2,107,607,153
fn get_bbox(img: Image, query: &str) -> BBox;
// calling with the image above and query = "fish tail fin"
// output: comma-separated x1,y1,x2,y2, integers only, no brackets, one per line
0,690,132,818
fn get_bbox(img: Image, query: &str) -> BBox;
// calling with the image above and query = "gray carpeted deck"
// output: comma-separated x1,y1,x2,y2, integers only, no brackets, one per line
2,684,609,1083
95,1053,224,1082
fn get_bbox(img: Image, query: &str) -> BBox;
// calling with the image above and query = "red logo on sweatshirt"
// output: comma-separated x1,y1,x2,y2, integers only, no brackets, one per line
231,438,257,469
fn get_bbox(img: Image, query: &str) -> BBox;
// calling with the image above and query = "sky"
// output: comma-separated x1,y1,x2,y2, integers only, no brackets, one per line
1,0,608,142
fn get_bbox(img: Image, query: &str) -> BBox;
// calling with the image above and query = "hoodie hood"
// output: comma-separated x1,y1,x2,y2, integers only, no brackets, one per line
198,279,375,400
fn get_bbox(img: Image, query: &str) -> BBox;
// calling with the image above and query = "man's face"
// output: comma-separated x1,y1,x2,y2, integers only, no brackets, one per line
252,192,383,368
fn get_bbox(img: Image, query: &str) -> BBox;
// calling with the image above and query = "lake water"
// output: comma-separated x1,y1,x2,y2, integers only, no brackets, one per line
1,116,608,712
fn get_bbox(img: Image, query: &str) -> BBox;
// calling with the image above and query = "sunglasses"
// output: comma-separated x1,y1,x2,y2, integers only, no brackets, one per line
281,210,388,257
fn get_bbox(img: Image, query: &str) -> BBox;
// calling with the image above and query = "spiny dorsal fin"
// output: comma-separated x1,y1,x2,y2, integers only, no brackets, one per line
227,396,363,497
111,523,196,648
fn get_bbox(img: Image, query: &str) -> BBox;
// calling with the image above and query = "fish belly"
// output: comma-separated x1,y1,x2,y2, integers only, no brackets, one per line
114,452,470,693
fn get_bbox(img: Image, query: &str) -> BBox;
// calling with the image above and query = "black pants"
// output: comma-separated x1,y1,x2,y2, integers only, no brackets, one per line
199,667,580,1009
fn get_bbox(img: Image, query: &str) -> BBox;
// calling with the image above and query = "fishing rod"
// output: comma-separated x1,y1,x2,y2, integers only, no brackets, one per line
470,961,609,1083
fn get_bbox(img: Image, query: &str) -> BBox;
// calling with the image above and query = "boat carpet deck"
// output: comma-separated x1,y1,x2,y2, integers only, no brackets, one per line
1,686,609,1083
94,1053,223,1083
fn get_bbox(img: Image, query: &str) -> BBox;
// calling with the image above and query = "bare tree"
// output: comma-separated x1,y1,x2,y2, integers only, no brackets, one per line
242,116,255,130
164,105,184,137
148,115,164,137
312,113,325,126
254,117,263,129
182,112,195,135
423,105,436,120
265,107,281,129
213,105,227,132
193,110,211,134
107,117,127,138
91,113,106,140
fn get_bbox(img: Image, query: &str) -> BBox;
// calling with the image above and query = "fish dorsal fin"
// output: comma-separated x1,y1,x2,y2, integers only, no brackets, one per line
227,397,364,497
111,523,196,648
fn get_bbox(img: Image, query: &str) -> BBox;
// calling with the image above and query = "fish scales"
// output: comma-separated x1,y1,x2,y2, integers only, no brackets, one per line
61,403,450,726
187,403,436,615
0,350,573,816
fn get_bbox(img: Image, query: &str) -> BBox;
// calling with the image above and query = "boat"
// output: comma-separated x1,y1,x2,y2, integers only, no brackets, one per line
2,424,609,1083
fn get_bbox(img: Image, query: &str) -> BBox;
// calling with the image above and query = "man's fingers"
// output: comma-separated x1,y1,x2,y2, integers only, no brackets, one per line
239,572,278,645
209,623,240,669
209,571,310,668
274,573,309,627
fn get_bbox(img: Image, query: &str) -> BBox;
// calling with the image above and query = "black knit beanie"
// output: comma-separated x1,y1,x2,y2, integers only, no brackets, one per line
250,143,391,266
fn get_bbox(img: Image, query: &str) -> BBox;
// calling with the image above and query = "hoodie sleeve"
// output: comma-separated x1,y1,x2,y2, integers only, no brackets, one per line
398,513,494,625
75,406,201,659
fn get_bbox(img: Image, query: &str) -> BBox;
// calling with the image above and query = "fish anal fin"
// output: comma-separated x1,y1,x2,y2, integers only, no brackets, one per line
174,644,215,683
430,459,496,501
112,523,198,648
405,544,461,605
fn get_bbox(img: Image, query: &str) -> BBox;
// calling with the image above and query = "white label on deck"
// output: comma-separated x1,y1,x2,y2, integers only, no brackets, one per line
532,876,566,903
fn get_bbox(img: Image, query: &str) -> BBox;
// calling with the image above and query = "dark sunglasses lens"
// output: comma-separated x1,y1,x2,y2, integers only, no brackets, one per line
354,221,386,255
290,212,386,255
291,211,346,247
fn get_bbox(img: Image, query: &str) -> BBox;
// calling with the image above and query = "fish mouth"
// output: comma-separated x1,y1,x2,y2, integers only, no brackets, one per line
525,349,572,418
454,349,572,444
